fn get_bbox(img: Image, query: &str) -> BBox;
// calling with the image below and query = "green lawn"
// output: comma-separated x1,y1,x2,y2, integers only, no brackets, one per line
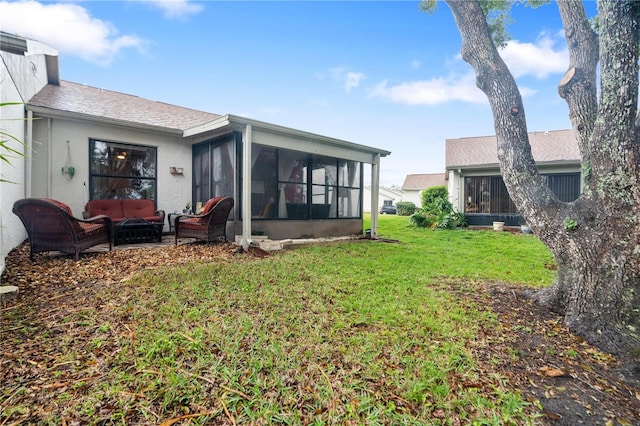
3,214,557,424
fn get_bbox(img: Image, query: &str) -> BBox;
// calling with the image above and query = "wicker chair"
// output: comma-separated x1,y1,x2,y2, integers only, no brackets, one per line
175,197,234,245
12,198,112,260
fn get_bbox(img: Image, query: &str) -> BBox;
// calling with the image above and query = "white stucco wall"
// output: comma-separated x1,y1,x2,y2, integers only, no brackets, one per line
29,116,193,223
448,170,463,212
1,37,58,273
0,60,28,274
402,189,422,207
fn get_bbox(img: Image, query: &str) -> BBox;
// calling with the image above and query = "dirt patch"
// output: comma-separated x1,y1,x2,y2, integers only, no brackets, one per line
450,281,640,425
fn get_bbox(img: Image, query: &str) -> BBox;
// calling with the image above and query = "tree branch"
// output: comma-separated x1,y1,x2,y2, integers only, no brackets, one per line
590,1,640,198
556,0,598,169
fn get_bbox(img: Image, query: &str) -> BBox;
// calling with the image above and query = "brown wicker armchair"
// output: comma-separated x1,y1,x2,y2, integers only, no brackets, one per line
175,197,234,245
12,198,113,260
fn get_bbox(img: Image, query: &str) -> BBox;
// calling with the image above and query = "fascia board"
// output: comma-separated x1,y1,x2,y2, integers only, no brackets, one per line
185,114,391,159
446,159,580,172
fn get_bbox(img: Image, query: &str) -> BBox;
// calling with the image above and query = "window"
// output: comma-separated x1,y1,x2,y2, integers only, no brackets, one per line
89,140,157,201
311,155,337,219
464,173,580,214
251,146,277,218
543,173,581,202
279,150,308,219
337,159,361,218
249,145,362,220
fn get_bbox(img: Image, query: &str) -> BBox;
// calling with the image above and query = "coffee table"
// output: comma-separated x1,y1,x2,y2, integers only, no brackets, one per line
113,218,163,245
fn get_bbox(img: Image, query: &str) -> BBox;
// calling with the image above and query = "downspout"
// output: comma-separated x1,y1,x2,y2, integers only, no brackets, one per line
25,110,33,197
370,153,380,238
47,117,52,197
241,124,252,249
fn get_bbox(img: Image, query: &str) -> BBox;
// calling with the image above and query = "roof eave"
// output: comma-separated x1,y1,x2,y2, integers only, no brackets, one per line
445,159,581,171
26,105,183,136
185,114,391,157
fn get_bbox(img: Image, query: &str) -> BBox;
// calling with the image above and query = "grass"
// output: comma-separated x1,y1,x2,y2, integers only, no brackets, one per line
2,214,556,424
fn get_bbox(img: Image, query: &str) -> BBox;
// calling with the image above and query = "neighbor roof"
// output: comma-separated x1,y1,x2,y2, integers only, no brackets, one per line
27,80,221,132
446,129,580,169
402,173,447,190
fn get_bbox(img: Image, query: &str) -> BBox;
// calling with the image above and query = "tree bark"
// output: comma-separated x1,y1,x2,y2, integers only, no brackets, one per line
445,0,640,357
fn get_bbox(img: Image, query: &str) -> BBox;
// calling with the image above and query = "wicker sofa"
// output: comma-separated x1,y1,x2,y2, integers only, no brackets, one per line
13,198,112,260
83,199,165,224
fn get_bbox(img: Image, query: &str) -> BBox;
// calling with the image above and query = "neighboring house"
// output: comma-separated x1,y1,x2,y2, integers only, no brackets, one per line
0,32,391,271
362,186,403,212
401,173,447,207
446,129,581,226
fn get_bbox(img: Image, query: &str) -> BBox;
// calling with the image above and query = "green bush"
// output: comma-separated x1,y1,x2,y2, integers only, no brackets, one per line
396,201,416,216
421,186,448,210
411,187,466,229
409,209,435,227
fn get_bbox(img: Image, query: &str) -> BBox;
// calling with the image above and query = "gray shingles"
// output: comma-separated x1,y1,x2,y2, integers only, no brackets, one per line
446,129,579,168
402,173,447,190
28,80,221,131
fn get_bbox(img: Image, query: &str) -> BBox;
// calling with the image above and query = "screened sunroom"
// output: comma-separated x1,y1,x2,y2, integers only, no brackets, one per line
184,115,390,246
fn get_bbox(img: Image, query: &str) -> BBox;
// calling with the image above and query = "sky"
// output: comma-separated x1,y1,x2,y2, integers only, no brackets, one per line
0,0,598,187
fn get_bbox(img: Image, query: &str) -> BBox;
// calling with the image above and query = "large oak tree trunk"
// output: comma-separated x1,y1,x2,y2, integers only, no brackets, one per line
445,0,640,357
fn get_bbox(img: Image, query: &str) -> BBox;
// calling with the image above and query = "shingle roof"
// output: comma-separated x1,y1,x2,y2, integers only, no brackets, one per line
27,80,221,131
445,129,580,169
402,173,447,190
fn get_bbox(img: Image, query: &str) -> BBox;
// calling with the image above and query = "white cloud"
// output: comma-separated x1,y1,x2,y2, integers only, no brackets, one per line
370,31,565,107
499,32,569,79
344,72,364,92
0,1,147,66
330,67,365,92
140,0,203,19
370,72,486,105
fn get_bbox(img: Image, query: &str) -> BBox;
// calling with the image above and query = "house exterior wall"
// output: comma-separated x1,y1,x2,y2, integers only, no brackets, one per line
401,189,422,207
29,115,193,227
0,39,56,273
0,60,28,273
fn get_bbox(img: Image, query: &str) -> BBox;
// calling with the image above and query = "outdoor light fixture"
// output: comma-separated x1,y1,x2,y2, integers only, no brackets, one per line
61,166,75,178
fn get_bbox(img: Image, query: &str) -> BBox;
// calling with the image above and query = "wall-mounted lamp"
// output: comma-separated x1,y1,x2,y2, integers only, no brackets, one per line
116,152,127,160
62,166,75,178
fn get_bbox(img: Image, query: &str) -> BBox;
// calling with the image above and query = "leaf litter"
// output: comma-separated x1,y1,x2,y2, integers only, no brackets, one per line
1,241,639,425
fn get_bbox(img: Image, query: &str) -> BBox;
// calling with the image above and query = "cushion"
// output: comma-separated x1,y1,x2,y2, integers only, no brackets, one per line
121,199,156,218
202,197,225,215
178,217,204,230
41,198,85,233
78,222,107,237
42,198,74,216
86,199,125,218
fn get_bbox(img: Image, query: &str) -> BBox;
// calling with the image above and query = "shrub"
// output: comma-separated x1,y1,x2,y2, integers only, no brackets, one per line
409,209,436,227
411,187,466,229
421,186,448,210
396,201,416,216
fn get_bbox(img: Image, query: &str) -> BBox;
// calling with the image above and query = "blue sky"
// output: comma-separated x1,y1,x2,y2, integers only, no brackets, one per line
0,1,597,186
